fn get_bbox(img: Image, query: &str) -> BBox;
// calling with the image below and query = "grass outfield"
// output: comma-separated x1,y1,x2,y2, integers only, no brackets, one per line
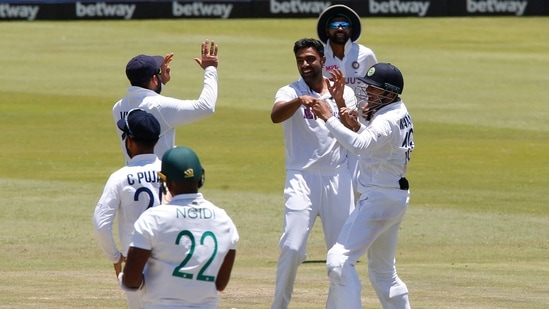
0,17,548,308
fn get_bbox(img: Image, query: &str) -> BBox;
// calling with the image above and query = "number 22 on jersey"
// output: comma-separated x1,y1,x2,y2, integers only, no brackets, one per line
172,230,218,282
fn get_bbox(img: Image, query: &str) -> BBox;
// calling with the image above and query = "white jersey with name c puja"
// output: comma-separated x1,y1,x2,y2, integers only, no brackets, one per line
93,154,162,263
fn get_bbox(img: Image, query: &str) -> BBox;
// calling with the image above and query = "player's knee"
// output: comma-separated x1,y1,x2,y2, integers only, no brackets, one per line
280,245,307,264
326,262,344,285
368,269,389,289
368,271,408,300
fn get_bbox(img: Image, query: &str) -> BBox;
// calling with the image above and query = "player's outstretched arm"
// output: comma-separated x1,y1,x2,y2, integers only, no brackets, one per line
216,249,236,291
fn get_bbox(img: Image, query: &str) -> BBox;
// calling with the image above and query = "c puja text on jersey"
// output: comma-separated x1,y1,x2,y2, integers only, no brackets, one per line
126,170,160,185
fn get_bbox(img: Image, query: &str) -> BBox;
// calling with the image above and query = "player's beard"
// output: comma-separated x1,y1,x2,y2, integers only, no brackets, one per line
330,31,350,45
124,138,134,158
154,75,163,94
364,92,393,120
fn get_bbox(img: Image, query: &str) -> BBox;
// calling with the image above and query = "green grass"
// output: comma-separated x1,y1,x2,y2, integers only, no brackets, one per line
0,17,548,308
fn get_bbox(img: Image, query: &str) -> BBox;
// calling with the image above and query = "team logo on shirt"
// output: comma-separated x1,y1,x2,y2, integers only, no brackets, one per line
352,61,360,69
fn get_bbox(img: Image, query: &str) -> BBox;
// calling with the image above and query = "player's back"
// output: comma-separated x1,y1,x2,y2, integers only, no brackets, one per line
93,153,161,263
113,87,176,163
132,193,239,309
113,154,162,251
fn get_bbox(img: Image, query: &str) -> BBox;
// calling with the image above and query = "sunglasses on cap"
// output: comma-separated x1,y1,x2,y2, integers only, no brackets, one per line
328,21,351,29
121,108,145,140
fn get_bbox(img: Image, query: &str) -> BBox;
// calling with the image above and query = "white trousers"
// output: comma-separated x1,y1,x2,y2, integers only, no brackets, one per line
347,154,361,202
125,290,142,309
326,187,411,309
271,169,354,309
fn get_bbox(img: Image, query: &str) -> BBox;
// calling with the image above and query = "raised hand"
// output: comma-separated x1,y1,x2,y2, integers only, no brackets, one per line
326,69,346,108
160,53,174,84
194,40,219,69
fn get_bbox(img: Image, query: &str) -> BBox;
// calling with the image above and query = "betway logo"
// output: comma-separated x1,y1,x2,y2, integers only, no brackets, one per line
270,0,331,14
369,0,430,17
173,2,233,18
76,2,135,19
0,4,39,20
467,0,527,16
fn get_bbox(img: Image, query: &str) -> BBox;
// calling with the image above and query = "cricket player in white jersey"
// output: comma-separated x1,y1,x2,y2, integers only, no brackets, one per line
270,38,356,309
317,4,378,197
318,4,377,95
113,40,219,164
311,63,414,309
119,146,239,309
93,109,162,309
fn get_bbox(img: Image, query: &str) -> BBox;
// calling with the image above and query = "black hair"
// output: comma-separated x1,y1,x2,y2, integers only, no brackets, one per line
136,138,158,149
131,80,149,88
130,74,157,88
293,38,325,58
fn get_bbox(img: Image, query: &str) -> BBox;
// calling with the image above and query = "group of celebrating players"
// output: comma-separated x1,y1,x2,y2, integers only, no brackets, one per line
92,4,414,309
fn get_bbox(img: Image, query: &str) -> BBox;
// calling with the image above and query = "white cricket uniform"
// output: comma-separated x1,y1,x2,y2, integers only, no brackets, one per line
322,39,377,198
271,78,355,309
323,39,377,98
93,153,161,309
324,100,414,309
113,67,217,164
129,193,239,309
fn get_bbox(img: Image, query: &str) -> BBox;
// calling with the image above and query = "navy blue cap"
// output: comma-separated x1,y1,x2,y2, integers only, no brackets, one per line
358,63,404,95
117,109,161,142
125,54,164,85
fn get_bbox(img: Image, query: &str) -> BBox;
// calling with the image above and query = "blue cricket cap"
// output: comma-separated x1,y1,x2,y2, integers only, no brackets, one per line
117,109,161,142
125,54,164,85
